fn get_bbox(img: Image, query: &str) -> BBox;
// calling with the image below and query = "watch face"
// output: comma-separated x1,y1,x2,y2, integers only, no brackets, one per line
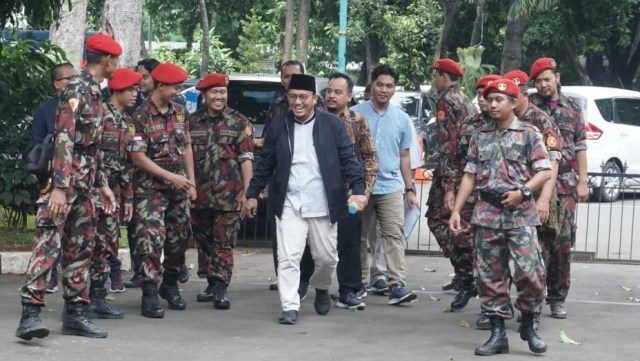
523,187,531,197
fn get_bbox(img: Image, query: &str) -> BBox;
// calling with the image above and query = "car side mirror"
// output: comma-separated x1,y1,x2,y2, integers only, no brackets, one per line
423,109,432,121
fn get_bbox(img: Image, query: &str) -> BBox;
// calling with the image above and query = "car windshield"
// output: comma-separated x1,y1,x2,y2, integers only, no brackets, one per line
390,92,420,118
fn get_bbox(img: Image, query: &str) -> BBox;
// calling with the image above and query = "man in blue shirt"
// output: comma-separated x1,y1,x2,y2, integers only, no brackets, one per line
351,64,419,305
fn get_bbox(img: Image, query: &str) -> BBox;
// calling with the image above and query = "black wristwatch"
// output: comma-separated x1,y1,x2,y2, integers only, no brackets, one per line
520,186,532,201
405,187,416,194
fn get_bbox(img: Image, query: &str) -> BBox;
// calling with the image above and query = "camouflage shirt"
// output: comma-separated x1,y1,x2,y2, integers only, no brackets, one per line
189,106,254,211
455,111,493,198
520,101,562,162
98,102,134,205
339,108,378,194
53,69,107,191
435,83,478,192
529,92,587,194
465,118,551,229
127,99,190,192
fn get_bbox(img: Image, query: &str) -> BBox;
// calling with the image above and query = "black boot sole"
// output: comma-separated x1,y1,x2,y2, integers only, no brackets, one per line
16,326,49,340
87,312,125,320
214,301,230,310
61,327,108,338
474,345,509,356
141,310,165,318
197,295,215,302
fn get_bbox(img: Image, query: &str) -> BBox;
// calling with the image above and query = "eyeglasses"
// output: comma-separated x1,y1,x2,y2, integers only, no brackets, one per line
287,93,312,102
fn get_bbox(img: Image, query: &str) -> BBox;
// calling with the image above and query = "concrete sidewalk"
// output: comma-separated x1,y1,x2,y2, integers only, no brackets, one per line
1,248,639,361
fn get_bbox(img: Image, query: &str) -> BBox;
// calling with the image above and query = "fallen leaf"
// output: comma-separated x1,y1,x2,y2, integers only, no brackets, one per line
442,307,454,313
267,277,272,282
459,320,470,328
627,297,640,303
559,329,582,345
619,285,633,292
329,293,339,300
350,307,358,313
421,287,426,291
105,294,114,301
424,267,437,272
429,294,441,301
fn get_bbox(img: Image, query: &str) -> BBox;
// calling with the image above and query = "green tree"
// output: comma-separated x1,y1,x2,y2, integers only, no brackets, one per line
0,0,69,29
236,2,282,73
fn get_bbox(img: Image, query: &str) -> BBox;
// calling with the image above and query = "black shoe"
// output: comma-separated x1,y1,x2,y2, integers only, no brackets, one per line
336,293,366,310
124,275,142,289
278,310,298,325
475,313,491,330
519,312,547,353
178,264,190,283
474,316,509,356
550,301,568,319
450,282,478,311
158,273,187,310
314,289,331,315
16,305,49,340
442,276,462,292
61,303,108,338
141,282,164,318
197,278,216,302
213,281,230,310
298,281,309,301
87,287,124,319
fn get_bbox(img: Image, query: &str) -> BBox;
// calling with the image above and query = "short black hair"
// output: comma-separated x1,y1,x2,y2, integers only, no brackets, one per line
137,58,160,73
371,64,399,84
328,72,354,93
50,62,73,84
281,60,306,74
85,51,107,65
435,69,458,82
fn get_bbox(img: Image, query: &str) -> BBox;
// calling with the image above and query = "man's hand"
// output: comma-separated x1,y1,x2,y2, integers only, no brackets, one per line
238,194,248,211
444,190,455,212
501,190,523,210
536,199,550,224
123,202,133,223
449,211,461,232
99,186,116,215
170,174,195,193
577,181,588,202
347,194,368,211
188,187,197,202
47,187,67,219
406,191,419,209
240,198,258,220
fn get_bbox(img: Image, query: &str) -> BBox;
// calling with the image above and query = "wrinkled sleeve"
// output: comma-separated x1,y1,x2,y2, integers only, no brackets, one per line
464,132,479,175
356,114,378,194
573,105,587,151
52,86,81,190
126,112,149,153
539,113,562,161
437,101,458,192
237,116,255,162
337,118,365,195
120,114,134,205
529,131,551,172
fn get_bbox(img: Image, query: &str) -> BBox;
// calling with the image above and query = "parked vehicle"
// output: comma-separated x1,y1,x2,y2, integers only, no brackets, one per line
390,91,438,168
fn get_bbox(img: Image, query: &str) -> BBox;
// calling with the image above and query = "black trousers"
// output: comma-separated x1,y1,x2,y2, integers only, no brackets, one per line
300,212,363,297
127,209,142,276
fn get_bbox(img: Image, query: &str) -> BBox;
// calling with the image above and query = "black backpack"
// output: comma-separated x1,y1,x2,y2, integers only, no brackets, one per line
27,133,55,182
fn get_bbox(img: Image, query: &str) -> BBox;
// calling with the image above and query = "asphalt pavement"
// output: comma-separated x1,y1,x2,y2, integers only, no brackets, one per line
1,248,639,361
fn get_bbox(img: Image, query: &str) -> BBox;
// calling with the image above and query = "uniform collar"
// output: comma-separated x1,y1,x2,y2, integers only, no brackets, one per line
147,98,175,117
81,69,101,96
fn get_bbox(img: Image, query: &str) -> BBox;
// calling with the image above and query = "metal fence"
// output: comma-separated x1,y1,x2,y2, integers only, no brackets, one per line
237,170,640,264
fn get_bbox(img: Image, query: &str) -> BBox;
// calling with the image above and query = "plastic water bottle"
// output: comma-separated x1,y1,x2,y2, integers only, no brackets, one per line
348,201,362,214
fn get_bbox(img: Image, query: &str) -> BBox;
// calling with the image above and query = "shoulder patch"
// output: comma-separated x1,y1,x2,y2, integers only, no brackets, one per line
546,135,558,148
69,98,80,112
437,110,446,120
176,112,185,123
128,123,136,136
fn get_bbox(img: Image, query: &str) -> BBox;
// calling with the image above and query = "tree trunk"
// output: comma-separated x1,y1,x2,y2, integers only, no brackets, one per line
49,0,88,69
435,0,463,59
363,33,381,84
103,0,143,69
296,0,310,66
562,38,592,86
499,11,526,73
470,0,484,46
282,0,296,62
198,0,210,77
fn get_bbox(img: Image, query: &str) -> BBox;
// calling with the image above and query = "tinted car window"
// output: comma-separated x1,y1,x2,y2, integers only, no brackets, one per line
227,83,283,125
391,92,420,118
595,98,614,122
614,98,640,127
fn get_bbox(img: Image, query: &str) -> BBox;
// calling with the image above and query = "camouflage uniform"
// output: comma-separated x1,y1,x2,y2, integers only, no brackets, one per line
464,119,550,318
426,83,477,279
127,99,192,284
189,106,254,285
530,92,586,304
20,69,108,306
90,102,134,285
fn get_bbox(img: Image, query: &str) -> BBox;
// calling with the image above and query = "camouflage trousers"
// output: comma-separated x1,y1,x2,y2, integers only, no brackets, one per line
475,226,546,319
89,205,121,285
20,191,96,306
426,176,474,280
541,193,576,303
191,208,240,285
134,189,191,284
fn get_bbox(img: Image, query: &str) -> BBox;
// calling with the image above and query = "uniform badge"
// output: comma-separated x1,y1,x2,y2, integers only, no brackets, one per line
128,124,136,136
437,111,445,120
498,83,507,91
550,59,557,67
245,125,253,136
513,78,521,85
433,60,439,68
69,98,80,112
176,112,184,123
546,136,558,148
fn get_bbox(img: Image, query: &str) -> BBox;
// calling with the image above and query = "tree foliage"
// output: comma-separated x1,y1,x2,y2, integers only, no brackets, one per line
0,0,69,29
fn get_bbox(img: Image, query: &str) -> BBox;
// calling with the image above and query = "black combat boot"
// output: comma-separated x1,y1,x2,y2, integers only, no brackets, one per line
141,282,164,318
197,277,217,302
87,285,124,319
158,272,187,310
450,277,478,311
178,263,190,283
474,316,509,356
61,302,108,338
475,313,491,330
16,304,49,340
519,312,547,353
213,279,230,310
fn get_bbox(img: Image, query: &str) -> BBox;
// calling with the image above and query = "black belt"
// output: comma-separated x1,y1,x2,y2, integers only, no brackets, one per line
558,163,573,175
157,162,184,173
478,190,504,209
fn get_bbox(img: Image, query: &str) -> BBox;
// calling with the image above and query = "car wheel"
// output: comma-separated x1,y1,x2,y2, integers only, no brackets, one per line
592,161,622,202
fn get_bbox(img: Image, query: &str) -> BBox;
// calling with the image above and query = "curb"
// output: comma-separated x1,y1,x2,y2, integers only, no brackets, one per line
0,249,132,275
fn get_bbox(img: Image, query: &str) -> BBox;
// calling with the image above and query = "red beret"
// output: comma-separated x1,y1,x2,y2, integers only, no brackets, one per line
108,68,143,91
529,57,556,80
475,75,501,90
483,78,520,99
151,63,188,84
503,70,529,86
86,34,122,56
196,73,229,91
432,58,464,77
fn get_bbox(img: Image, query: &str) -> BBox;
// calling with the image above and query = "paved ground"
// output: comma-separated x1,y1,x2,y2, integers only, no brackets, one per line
1,248,639,361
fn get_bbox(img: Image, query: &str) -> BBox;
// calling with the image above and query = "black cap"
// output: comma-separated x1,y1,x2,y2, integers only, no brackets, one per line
289,74,316,93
